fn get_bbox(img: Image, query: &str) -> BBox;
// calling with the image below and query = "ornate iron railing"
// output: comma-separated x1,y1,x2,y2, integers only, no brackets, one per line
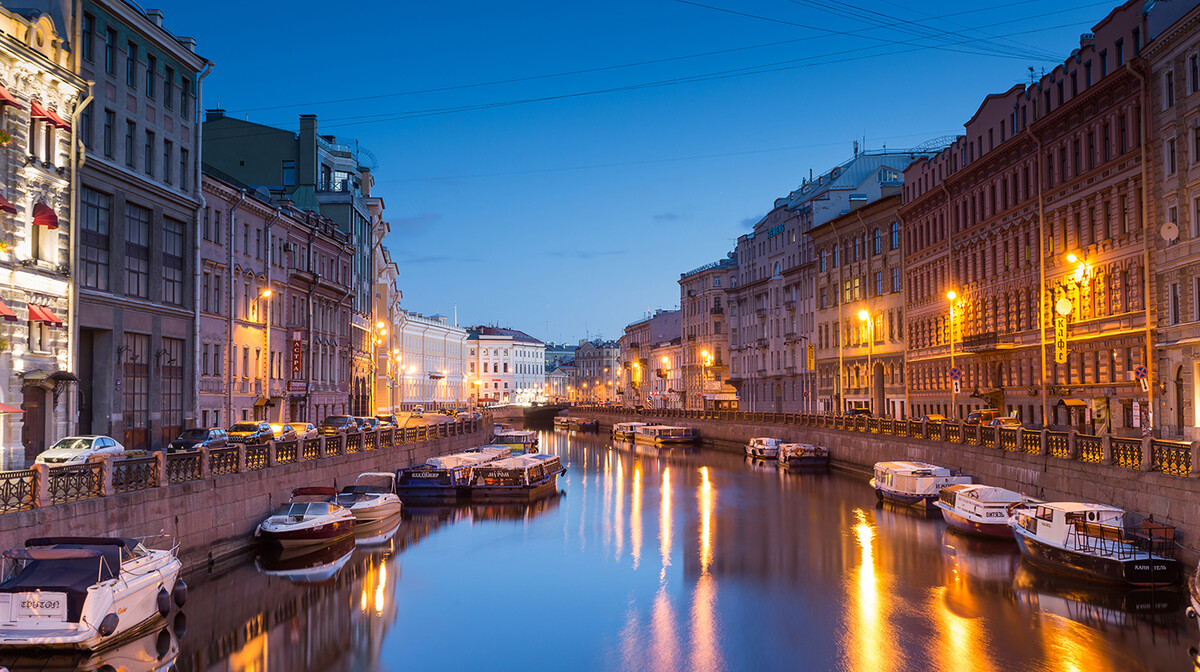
998,428,1018,451
1076,435,1103,464
0,469,35,513
166,452,202,484
979,426,996,446
276,441,298,465
327,437,343,457
301,439,320,461
945,423,960,443
1020,430,1040,455
210,447,240,476
1046,431,1070,458
1151,439,1191,476
112,456,158,493
48,463,102,504
245,445,269,471
1110,437,1142,470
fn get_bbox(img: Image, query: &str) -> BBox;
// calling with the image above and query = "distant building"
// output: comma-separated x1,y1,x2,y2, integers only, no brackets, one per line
544,341,576,369
619,310,681,407
679,255,738,411
467,326,545,405
572,339,620,404
396,312,468,410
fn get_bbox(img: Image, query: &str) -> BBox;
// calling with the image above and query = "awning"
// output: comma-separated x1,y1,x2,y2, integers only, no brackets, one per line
0,85,21,110
0,299,16,322
1057,399,1087,408
28,304,63,327
0,194,16,215
0,403,23,414
29,100,69,130
703,392,738,401
32,203,58,230
49,371,79,383
253,397,269,407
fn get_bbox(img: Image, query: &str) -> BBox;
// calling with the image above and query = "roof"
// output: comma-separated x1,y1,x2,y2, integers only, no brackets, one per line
467,326,543,345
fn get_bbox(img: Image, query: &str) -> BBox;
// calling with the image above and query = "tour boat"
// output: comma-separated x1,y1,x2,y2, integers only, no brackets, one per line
745,437,783,459
492,429,539,454
468,453,566,502
336,472,403,523
395,445,511,502
934,484,1035,539
255,487,356,548
0,536,185,650
553,416,570,428
633,425,699,446
778,443,829,470
255,535,355,585
611,422,648,440
1008,502,1181,586
869,461,973,509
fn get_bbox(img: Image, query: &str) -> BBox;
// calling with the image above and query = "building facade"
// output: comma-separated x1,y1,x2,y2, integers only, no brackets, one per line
0,6,87,466
397,312,468,410
571,339,620,404
679,256,738,410
467,327,545,405
74,2,206,452
811,194,907,417
618,309,680,407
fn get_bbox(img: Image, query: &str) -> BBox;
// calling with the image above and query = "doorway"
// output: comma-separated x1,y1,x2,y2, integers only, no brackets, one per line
21,386,46,462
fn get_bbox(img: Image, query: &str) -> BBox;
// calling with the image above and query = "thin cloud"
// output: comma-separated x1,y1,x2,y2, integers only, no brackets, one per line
741,214,764,229
546,249,628,260
653,212,682,222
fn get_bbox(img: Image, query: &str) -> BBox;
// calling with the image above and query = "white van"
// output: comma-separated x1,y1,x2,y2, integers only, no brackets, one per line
412,406,424,418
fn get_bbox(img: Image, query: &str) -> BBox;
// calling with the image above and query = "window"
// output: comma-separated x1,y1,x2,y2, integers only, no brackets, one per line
1166,70,1176,108
80,188,110,290
103,109,114,157
181,78,191,119
873,228,881,254
1116,39,1124,67
163,218,185,305
282,160,295,187
122,332,150,452
124,203,150,298
891,267,901,293
144,130,154,175
873,271,883,297
213,275,221,314
146,54,156,98
28,316,49,353
202,273,210,312
890,221,900,249
105,28,116,74
162,140,172,184
1168,138,1177,175
82,13,95,62
164,66,174,109
1170,282,1180,325
80,105,93,149
124,121,135,166
126,42,138,88
180,149,189,190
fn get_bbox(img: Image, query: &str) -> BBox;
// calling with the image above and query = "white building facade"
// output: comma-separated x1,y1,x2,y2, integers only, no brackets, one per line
467,327,546,405
395,311,467,410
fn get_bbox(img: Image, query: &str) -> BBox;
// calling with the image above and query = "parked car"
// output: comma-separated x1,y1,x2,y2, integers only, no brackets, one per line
411,406,424,418
269,423,299,441
918,414,947,423
288,422,319,439
227,421,274,444
356,417,380,432
375,414,398,428
34,435,126,465
964,408,1003,425
986,417,1023,428
168,427,228,453
319,415,357,436
847,408,873,417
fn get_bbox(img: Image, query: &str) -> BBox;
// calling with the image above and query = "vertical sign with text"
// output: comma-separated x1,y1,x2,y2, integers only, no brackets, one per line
1053,316,1067,364
806,344,815,371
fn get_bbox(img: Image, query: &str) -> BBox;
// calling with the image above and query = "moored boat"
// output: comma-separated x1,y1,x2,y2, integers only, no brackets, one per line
255,535,355,585
1009,502,1181,586
255,487,355,548
633,425,698,446
778,443,829,470
0,536,185,650
395,445,512,502
611,421,648,440
336,472,403,523
468,453,565,502
934,484,1034,539
745,437,782,459
492,429,539,454
553,416,571,428
870,461,972,509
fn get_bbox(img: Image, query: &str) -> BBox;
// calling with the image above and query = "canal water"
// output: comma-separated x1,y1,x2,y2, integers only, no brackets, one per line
14,429,1193,671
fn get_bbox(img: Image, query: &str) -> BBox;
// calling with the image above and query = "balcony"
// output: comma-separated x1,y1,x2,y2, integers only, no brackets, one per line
710,306,724,315
960,331,1014,353
756,307,768,318
784,299,795,310
687,335,697,342
756,337,768,348
784,331,797,342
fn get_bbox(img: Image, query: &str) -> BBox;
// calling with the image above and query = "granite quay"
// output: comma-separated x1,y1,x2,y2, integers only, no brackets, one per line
574,405,1200,563
0,417,489,571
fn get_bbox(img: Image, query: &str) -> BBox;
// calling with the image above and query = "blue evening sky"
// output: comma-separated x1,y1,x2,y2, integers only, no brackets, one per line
155,0,1115,343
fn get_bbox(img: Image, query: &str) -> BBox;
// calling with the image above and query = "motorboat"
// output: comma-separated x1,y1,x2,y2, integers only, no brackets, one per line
255,535,355,585
0,536,185,651
395,445,512,502
869,461,972,510
255,487,355,549
336,472,403,523
611,422,648,440
745,437,782,459
467,453,565,502
633,425,699,446
934,484,1035,539
1009,502,1181,586
492,429,539,454
778,443,829,470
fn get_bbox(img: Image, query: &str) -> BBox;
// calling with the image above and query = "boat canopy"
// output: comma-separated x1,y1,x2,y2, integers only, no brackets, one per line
292,486,337,498
954,484,1026,503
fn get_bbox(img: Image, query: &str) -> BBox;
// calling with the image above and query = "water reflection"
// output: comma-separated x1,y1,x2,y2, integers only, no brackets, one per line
170,430,1196,672
2,614,181,672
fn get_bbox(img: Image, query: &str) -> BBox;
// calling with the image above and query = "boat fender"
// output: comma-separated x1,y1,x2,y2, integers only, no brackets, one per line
157,588,172,617
156,627,172,658
1188,607,1197,619
172,578,188,607
173,611,189,638
1005,502,1023,517
98,612,119,637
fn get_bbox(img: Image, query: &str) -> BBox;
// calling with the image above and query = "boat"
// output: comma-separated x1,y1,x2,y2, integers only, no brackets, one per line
336,473,403,523
395,445,512,502
632,425,699,446
1008,502,1181,586
255,487,355,548
869,461,972,509
467,453,565,502
3,614,183,672
255,535,355,585
611,421,648,440
745,437,782,459
553,416,571,429
492,429,539,454
934,484,1035,539
0,536,185,650
778,443,829,470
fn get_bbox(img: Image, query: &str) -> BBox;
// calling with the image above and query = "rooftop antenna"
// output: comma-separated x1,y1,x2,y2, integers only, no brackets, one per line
453,304,458,327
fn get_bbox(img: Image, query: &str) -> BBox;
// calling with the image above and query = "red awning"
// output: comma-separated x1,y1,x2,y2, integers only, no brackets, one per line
0,194,16,215
32,203,58,230
0,85,21,110
28,305,62,327
29,100,69,130
0,403,23,414
0,300,16,322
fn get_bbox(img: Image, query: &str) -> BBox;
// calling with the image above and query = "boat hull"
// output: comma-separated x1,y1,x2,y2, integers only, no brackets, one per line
468,474,560,502
1013,526,1181,586
349,498,403,523
872,482,936,509
257,518,355,549
745,448,779,459
934,502,1014,539
780,455,829,471
394,485,467,503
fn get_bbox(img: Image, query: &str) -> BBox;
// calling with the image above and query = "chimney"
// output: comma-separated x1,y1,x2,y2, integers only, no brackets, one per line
179,36,197,52
298,115,318,189
205,108,226,121
146,9,164,26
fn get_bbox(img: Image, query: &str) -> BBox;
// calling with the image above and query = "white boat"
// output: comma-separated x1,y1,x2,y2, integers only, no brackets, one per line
611,422,648,440
468,453,565,502
492,429,539,454
336,473,403,523
869,461,972,510
745,437,782,459
934,484,1035,539
778,443,829,470
0,536,185,650
633,425,698,446
255,487,356,548
1009,502,1181,586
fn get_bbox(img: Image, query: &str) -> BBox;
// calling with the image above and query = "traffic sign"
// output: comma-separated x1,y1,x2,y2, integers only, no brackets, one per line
1134,365,1148,380
953,380,962,394
948,367,962,381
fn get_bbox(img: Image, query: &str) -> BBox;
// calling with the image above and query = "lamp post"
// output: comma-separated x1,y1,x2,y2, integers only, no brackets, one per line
857,310,872,414
253,288,273,421
947,291,957,420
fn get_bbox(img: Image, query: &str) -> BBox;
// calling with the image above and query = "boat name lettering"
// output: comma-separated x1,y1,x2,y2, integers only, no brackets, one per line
1131,563,1170,571
985,511,1006,518
19,598,60,610
411,472,440,479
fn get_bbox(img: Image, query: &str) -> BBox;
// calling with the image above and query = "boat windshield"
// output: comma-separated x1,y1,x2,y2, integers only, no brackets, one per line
275,502,332,517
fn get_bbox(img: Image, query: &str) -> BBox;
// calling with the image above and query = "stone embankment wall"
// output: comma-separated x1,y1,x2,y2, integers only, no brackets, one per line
0,429,485,571
577,409,1200,563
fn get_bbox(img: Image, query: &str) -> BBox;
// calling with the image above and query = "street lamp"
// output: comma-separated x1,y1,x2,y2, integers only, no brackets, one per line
857,310,872,414
252,288,273,421
947,291,958,420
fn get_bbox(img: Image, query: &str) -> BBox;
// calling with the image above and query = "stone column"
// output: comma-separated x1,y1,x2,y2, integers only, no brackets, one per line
98,454,115,496
30,463,49,508
1038,428,1048,456
318,436,328,459
1100,434,1111,464
198,447,211,479
155,451,167,487
266,440,278,467
1140,437,1152,472
1068,430,1078,460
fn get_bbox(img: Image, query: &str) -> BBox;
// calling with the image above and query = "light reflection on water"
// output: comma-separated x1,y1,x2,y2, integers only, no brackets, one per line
166,429,1195,672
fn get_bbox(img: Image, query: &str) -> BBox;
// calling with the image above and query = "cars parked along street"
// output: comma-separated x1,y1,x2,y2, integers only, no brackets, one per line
168,428,228,452
227,422,274,444
34,436,126,465
319,415,357,435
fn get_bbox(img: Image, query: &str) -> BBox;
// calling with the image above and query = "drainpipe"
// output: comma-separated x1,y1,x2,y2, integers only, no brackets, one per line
192,61,213,429
226,191,246,423
1030,123,1048,429
1128,59,1156,436
829,219,845,414
67,82,93,437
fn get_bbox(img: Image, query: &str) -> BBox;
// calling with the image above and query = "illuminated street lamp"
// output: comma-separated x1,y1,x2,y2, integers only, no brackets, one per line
857,310,872,413
947,291,959,419
252,288,273,421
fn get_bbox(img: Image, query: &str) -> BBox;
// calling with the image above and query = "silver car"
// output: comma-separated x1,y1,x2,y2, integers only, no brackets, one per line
34,435,126,465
